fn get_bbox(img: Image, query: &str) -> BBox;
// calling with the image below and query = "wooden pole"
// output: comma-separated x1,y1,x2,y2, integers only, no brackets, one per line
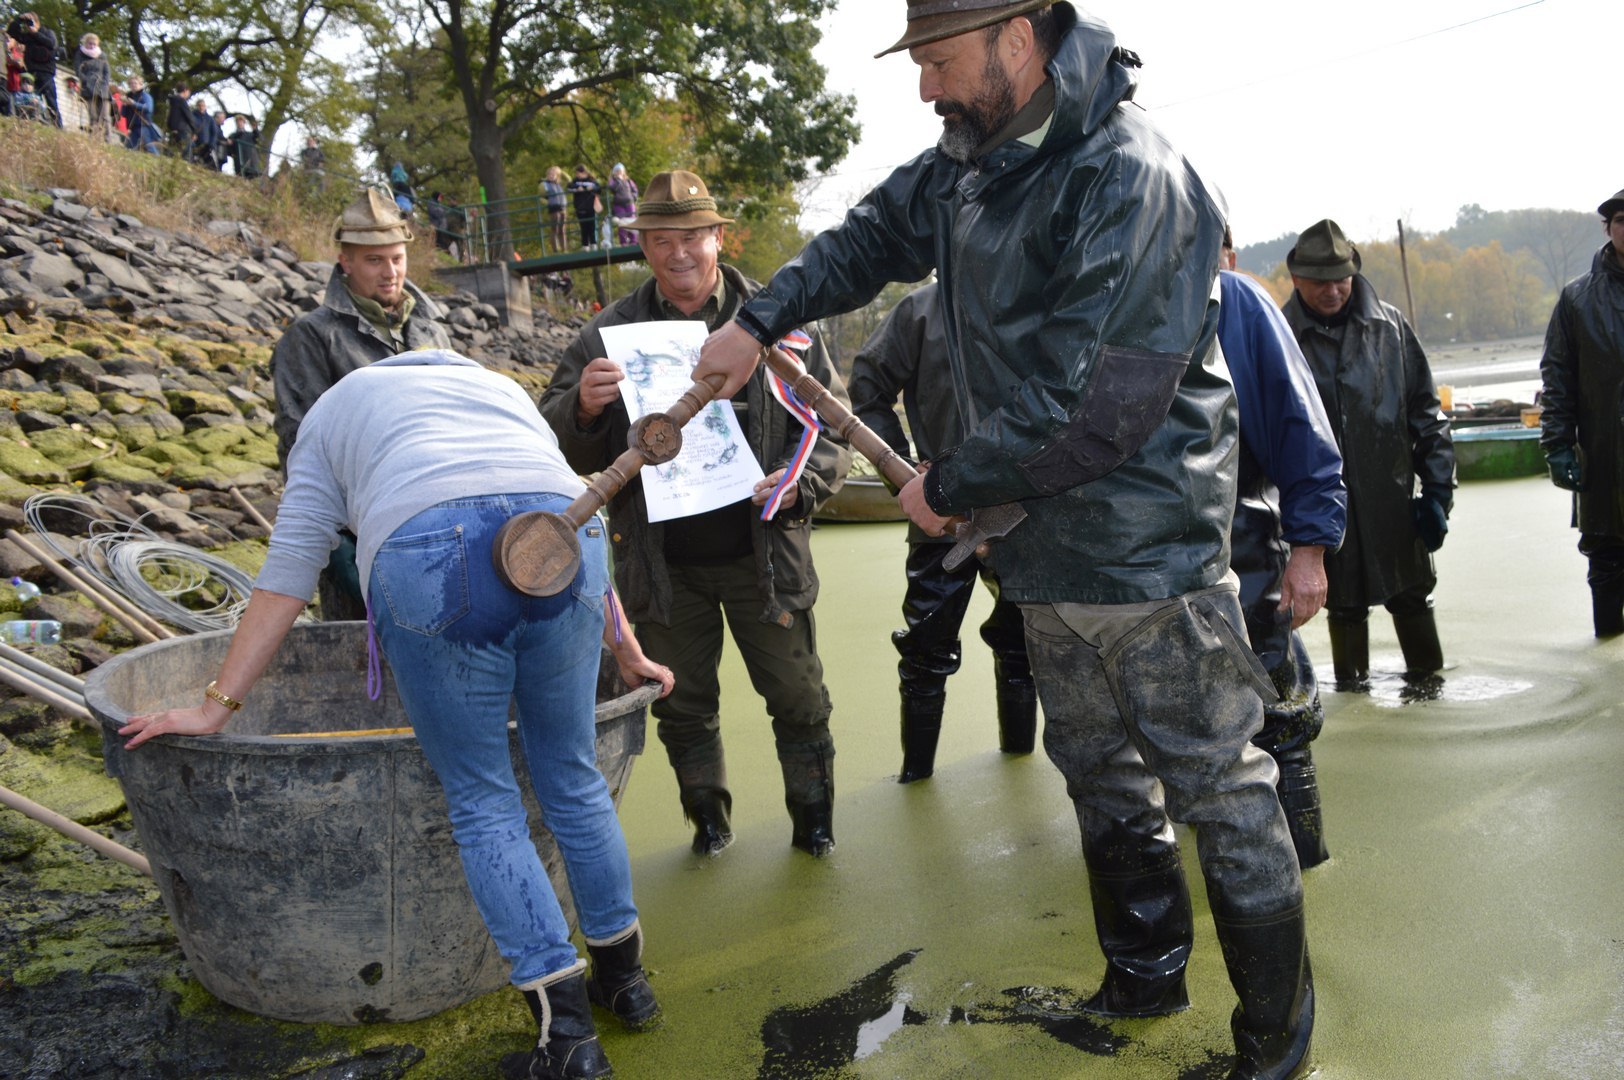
0,782,152,876
761,346,919,490
1397,218,1419,329
4,530,169,643
228,485,274,532
0,639,86,695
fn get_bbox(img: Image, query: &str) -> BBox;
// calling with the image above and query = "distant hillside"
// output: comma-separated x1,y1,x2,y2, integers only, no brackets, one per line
1238,204,1603,290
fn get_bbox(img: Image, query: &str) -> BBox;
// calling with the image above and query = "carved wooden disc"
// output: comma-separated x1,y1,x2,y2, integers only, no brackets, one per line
492,511,580,597
631,412,683,465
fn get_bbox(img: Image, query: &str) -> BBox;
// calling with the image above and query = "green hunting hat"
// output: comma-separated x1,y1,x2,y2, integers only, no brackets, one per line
1598,189,1624,221
623,170,733,232
332,188,414,246
1286,219,1361,281
877,0,1057,59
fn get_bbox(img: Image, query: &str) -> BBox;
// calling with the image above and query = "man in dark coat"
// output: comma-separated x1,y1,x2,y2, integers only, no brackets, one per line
541,170,850,860
165,84,195,161
849,282,1037,784
1540,188,1624,637
270,189,450,620
1283,219,1455,688
6,13,59,127
694,5,1313,1076
1219,230,1347,869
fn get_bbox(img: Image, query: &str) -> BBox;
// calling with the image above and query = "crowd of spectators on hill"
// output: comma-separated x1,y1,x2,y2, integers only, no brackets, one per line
3,13,262,178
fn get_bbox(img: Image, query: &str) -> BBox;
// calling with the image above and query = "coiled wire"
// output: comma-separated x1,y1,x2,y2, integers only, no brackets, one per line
22,493,258,632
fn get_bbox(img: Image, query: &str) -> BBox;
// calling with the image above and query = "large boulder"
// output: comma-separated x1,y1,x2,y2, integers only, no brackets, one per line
10,251,84,293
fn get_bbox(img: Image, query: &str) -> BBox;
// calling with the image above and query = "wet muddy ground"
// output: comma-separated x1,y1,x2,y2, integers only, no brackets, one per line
4,473,1621,1078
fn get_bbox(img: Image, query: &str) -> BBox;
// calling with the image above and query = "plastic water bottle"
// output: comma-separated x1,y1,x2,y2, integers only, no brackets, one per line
6,577,40,605
0,620,62,645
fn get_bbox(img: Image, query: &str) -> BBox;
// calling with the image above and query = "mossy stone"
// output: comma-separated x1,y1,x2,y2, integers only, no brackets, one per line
98,391,145,415
0,470,40,500
139,440,203,466
0,441,71,484
90,457,165,484
187,426,248,455
27,426,104,464
62,388,99,415
9,391,67,415
235,436,281,469
111,415,159,450
164,390,236,418
165,461,231,487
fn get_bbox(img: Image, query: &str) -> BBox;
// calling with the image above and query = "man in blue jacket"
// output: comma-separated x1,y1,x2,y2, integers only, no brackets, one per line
1219,230,1347,869
695,3,1313,1076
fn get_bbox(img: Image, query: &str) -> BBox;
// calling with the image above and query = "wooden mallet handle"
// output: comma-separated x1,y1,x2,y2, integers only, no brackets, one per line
493,373,728,596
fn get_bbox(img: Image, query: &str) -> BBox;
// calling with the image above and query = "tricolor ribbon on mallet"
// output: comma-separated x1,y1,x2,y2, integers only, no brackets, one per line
760,329,821,521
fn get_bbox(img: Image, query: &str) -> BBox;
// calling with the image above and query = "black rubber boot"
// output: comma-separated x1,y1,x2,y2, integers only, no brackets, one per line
1325,616,1369,691
898,694,944,783
586,920,661,1032
1275,754,1329,870
515,967,612,1079
675,757,733,857
1392,608,1444,678
994,677,1038,755
1080,852,1194,1018
779,743,836,857
1213,906,1314,1080
1592,581,1624,638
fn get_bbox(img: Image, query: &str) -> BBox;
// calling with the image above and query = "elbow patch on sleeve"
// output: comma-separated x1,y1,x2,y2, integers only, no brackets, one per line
1017,345,1190,494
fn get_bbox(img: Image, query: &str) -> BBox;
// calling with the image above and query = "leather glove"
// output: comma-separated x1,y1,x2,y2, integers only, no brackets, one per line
1411,493,1449,553
1545,445,1583,492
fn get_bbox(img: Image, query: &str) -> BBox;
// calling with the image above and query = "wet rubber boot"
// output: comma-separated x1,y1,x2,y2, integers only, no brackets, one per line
779,743,836,857
515,965,612,1079
1392,608,1444,678
1592,581,1624,638
995,678,1038,755
1325,617,1369,691
674,757,734,857
1213,905,1314,1080
898,695,944,783
1080,853,1194,1018
585,920,661,1032
1275,755,1329,870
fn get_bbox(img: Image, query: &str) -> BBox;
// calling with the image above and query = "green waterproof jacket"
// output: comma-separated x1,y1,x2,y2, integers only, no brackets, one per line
539,265,850,628
1540,243,1624,539
1282,276,1454,609
271,266,450,462
735,4,1233,605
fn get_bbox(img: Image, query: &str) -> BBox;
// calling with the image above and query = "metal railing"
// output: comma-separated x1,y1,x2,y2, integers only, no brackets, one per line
450,194,617,265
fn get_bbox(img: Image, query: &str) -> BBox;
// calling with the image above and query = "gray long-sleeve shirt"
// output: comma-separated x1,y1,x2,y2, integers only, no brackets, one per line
256,352,584,602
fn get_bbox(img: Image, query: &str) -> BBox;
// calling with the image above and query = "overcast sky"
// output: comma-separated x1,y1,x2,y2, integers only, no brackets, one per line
806,0,1613,247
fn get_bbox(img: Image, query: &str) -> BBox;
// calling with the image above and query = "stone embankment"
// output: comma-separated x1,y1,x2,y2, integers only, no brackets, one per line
0,185,580,1079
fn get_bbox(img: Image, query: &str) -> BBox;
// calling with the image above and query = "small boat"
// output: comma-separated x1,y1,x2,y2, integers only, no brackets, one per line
1449,409,1546,481
85,622,655,1025
815,475,906,523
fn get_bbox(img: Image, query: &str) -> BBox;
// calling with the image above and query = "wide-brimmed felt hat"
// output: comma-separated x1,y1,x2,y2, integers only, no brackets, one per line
1598,189,1624,221
877,0,1057,59
623,170,733,232
1287,219,1361,281
333,188,414,246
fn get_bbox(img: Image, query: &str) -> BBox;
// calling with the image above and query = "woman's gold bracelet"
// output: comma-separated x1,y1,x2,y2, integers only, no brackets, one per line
204,681,245,712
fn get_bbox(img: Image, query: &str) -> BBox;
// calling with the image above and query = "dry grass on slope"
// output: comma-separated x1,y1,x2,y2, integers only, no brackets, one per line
0,120,437,271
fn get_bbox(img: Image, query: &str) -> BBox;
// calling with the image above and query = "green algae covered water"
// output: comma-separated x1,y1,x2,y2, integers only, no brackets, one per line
4,473,1619,1078
598,473,1624,1079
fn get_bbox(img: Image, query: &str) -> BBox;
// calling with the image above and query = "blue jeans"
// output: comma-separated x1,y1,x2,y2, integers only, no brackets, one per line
367,493,636,985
